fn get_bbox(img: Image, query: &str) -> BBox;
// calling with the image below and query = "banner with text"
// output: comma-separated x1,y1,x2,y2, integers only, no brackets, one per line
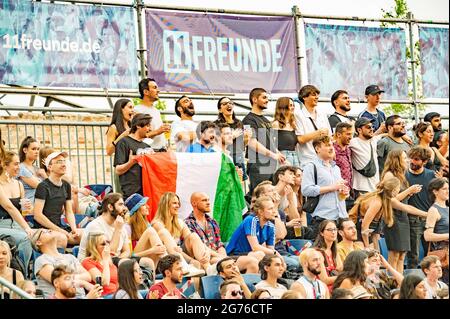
304,23,408,100
145,10,298,93
0,0,138,88
419,27,449,99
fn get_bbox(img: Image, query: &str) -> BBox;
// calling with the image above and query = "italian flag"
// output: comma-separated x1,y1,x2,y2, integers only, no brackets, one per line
138,152,247,242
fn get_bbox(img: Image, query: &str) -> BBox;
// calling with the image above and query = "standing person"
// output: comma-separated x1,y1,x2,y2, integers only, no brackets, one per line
187,121,217,153
171,95,198,152
328,90,355,133
272,97,300,167
114,113,153,199
405,146,436,269
294,85,331,168
380,150,428,274
18,136,46,202
423,112,443,148
333,122,354,210
291,248,329,299
243,88,285,195
424,178,449,285
414,121,448,171
33,151,81,247
0,151,33,276
399,274,427,299
349,118,382,197
336,218,363,263
148,254,185,299
358,84,386,133
135,78,171,152
377,115,411,173
420,255,448,299
0,240,25,299
214,97,249,181
301,136,349,239
254,255,287,299
113,259,144,299
312,220,343,292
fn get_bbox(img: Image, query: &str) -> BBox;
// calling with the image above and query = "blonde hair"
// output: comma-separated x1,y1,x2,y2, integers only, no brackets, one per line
0,240,12,267
129,206,148,241
85,232,105,262
274,97,296,129
0,151,18,176
253,196,273,216
154,192,182,239
381,150,408,188
299,248,319,266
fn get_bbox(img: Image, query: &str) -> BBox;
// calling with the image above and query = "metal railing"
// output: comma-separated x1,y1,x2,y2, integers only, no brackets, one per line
0,276,35,299
0,120,113,188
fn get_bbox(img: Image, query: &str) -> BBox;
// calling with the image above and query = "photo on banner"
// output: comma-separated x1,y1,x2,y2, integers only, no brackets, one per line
304,23,408,100
418,27,449,99
0,0,138,89
145,9,298,93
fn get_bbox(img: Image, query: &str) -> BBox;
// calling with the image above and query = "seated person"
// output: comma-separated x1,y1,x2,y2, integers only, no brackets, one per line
330,288,353,299
216,257,255,299
31,228,92,298
14,280,37,299
148,254,185,299
336,218,363,263
33,151,82,248
420,255,448,299
220,280,244,299
48,265,102,299
254,255,288,299
113,259,144,299
0,240,24,299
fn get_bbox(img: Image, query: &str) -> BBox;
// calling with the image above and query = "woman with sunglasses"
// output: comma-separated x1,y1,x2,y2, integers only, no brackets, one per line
81,232,118,297
113,259,144,299
414,122,448,172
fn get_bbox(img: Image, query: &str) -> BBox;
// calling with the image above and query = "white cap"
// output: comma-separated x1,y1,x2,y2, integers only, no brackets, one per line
45,151,68,168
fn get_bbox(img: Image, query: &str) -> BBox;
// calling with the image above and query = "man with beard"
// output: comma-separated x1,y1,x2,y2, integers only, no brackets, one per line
328,90,355,133
424,112,443,148
358,85,387,133
333,122,354,196
171,95,198,152
50,265,103,299
114,113,154,199
186,121,217,153
405,146,435,269
254,254,287,299
243,88,285,195
291,248,329,299
336,218,363,263
148,254,185,299
135,78,171,151
377,115,411,173
349,118,382,197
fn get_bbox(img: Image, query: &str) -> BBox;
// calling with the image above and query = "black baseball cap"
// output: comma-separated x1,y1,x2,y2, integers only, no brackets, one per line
365,85,385,95
355,117,374,129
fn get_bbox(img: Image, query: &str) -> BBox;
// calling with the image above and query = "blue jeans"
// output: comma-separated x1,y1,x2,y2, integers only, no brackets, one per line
0,219,32,278
282,255,301,272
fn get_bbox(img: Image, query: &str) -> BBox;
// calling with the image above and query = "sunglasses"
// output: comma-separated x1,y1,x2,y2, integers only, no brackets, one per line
230,290,243,297
99,240,110,246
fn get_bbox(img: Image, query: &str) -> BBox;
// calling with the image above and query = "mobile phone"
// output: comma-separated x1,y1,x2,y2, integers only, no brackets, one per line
95,276,102,285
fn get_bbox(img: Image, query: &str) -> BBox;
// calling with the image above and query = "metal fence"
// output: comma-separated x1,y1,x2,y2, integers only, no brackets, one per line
0,120,113,188
0,276,34,299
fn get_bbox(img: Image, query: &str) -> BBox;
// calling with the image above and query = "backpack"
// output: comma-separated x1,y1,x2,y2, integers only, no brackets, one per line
138,266,154,290
0,234,27,275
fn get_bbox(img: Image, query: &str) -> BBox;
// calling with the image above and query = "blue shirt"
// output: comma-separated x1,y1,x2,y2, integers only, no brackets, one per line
301,157,348,220
358,108,386,132
226,214,275,255
186,142,216,153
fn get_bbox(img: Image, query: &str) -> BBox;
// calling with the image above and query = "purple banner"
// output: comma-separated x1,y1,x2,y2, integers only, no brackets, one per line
305,23,408,100
145,10,298,93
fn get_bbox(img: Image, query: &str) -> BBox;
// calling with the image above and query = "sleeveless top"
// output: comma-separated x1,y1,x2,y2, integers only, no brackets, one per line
425,148,441,171
275,130,298,151
296,276,327,299
431,203,449,251
0,197,21,219
2,269,17,299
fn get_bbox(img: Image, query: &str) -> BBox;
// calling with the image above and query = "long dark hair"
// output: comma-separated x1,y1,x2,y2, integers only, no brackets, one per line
313,220,338,265
429,177,448,203
113,259,139,299
273,97,296,129
19,136,38,163
399,274,424,299
109,99,132,135
216,97,242,128
333,250,368,289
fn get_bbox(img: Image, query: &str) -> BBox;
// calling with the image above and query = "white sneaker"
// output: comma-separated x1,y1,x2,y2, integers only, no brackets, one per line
183,264,205,277
206,263,218,276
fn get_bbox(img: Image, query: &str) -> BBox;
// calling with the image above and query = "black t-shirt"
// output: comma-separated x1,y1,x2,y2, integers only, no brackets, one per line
405,168,436,212
328,112,355,132
242,112,276,167
114,136,153,199
34,178,72,227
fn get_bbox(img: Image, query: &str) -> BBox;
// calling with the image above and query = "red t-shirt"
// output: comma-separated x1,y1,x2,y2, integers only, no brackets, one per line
148,281,184,299
81,257,118,296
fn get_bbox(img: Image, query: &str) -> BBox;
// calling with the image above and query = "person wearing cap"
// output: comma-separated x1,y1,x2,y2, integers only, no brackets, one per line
124,193,167,268
358,84,387,133
171,95,198,152
31,228,92,298
349,117,382,197
114,113,154,200
33,151,81,247
328,89,355,133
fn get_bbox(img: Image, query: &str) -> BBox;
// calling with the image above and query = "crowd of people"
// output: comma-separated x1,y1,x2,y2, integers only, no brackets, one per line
0,78,448,300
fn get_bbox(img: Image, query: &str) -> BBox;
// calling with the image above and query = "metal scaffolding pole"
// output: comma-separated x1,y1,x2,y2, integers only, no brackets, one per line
408,12,419,124
292,6,303,89
298,13,448,25
135,0,147,79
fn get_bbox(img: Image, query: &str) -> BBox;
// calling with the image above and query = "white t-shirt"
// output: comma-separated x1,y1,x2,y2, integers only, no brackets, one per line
78,216,129,261
423,279,448,299
135,104,166,149
255,280,288,299
294,105,332,168
171,119,198,152
349,135,381,192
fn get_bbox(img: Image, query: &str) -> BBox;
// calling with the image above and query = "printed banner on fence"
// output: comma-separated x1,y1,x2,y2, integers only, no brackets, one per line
419,27,449,99
304,23,408,100
0,0,138,89
145,10,298,93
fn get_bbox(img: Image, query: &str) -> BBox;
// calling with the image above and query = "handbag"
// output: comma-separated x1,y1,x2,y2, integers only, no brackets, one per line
427,242,449,268
302,163,320,214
